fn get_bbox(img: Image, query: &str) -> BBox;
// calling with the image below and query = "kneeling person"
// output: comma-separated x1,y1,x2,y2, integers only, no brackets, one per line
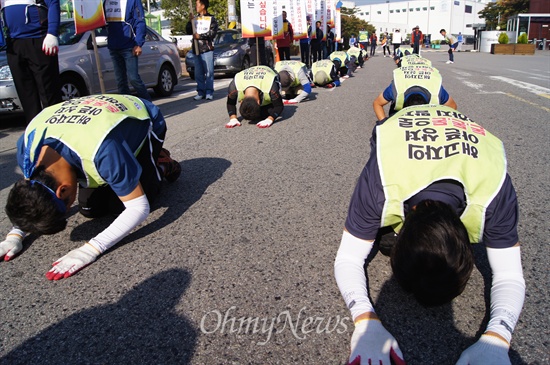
311,59,341,88
275,60,312,105
1,95,181,280
226,66,284,128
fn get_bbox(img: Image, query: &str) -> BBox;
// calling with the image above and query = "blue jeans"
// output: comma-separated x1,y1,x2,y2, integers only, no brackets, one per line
449,42,459,62
110,48,151,101
190,50,214,96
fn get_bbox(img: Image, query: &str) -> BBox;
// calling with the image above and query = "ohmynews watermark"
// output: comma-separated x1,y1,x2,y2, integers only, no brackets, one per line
200,306,351,345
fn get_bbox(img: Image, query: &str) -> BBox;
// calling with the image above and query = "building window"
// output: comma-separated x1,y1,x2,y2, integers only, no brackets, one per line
465,5,472,13
430,6,435,10
410,8,414,11
416,7,420,11
422,7,427,10
377,11,381,14
390,10,394,13
396,9,400,13
402,8,406,12
366,12,369,15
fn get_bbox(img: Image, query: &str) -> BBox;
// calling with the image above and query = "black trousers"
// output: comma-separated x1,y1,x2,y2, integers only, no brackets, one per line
7,37,61,123
78,128,166,218
300,44,310,67
278,47,291,60
311,43,322,62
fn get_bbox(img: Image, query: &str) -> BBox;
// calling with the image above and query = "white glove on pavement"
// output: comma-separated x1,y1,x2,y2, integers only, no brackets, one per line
0,229,25,261
256,118,273,128
46,243,100,280
456,334,510,365
225,118,241,128
349,319,405,365
42,34,59,55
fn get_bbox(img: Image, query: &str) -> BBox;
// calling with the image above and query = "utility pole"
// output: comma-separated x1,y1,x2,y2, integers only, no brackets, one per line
228,0,237,26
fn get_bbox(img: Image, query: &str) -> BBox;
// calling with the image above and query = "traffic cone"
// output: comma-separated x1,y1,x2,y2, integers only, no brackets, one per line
275,44,280,63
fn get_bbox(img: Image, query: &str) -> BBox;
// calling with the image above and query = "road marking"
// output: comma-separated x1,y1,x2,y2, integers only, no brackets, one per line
452,71,472,77
489,76,550,97
504,93,550,112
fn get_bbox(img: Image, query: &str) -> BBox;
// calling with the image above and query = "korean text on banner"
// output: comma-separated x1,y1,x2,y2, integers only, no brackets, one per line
326,0,334,28
290,0,308,40
315,0,327,41
241,1,272,38
334,1,342,41
269,0,283,40
75,0,106,34
195,16,212,34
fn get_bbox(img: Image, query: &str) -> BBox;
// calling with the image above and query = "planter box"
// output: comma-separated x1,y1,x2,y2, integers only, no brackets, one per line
514,44,536,55
431,44,441,49
491,44,514,55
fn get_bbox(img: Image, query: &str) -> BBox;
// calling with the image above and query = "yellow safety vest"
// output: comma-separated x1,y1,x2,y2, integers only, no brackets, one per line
25,95,151,188
311,60,334,82
393,65,442,110
400,55,432,67
377,105,507,243
235,66,277,106
275,60,305,88
329,51,349,63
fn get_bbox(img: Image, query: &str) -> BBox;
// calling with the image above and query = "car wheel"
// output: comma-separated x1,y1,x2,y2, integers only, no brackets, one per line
154,64,177,97
241,56,250,71
60,74,88,101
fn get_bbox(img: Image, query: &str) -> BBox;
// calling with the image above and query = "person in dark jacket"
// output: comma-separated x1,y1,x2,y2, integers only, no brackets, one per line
411,26,423,55
2,0,62,123
186,0,218,100
105,0,151,101
311,21,324,63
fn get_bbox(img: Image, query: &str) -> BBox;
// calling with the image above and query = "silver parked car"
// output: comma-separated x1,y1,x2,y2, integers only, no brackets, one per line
0,20,182,114
185,29,275,79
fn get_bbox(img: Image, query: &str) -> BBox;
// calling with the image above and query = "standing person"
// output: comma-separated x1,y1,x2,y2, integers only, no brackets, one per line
277,11,294,60
300,16,312,68
392,29,402,55
411,26,423,55
336,104,525,365
311,21,324,63
2,0,62,123
186,0,218,100
1,94,181,279
457,32,464,51
105,0,152,102
440,29,459,64
369,32,377,56
349,34,357,48
225,66,284,129
327,26,336,54
381,33,391,57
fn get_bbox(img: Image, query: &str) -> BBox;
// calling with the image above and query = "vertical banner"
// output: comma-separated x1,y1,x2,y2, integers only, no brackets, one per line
270,0,284,40
306,0,315,38
315,0,327,41
241,0,272,38
334,1,342,42
74,0,106,34
326,0,334,29
291,0,308,40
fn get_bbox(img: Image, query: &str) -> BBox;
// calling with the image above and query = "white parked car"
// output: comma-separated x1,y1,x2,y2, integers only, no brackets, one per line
0,20,182,114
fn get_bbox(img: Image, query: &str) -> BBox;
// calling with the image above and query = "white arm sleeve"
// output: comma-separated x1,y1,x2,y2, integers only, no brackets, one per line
334,230,376,321
485,246,525,344
88,195,150,253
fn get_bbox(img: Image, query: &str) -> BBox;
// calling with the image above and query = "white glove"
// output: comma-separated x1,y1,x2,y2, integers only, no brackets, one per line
225,118,241,128
256,118,273,128
0,229,25,261
456,334,510,365
46,243,100,280
349,319,405,365
42,34,59,56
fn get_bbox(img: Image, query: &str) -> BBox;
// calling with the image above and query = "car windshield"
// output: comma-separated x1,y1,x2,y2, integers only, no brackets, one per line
58,21,85,45
214,32,239,46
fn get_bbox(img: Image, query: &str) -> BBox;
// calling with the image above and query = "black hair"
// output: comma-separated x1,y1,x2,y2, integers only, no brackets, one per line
404,93,428,107
390,199,473,307
5,166,68,235
278,70,292,88
239,96,261,121
440,29,446,34
198,0,209,10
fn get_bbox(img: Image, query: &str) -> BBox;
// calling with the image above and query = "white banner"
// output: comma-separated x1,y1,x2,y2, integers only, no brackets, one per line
290,0,308,40
315,0,327,41
240,0,272,38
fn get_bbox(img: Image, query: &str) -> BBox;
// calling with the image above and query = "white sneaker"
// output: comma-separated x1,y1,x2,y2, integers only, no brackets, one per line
194,95,204,100
205,94,213,100
446,61,453,64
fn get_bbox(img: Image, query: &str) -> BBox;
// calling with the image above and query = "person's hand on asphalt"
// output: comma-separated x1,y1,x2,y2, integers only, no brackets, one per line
42,34,59,55
283,99,298,105
46,244,100,280
0,232,24,261
349,318,406,365
257,118,273,128
326,83,335,88
225,118,241,128
456,334,510,365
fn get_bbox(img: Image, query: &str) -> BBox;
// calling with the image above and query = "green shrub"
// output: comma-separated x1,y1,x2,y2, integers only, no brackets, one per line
517,33,528,44
431,39,441,45
498,32,509,44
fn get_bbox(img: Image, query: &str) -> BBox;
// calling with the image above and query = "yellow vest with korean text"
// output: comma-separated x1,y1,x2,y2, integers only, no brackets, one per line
377,105,507,243
275,60,305,88
311,60,335,82
347,46,361,62
329,51,349,63
393,66,442,110
235,66,277,106
25,95,151,188
400,55,432,67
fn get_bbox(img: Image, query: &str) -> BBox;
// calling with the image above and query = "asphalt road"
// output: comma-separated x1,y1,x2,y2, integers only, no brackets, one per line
0,49,549,365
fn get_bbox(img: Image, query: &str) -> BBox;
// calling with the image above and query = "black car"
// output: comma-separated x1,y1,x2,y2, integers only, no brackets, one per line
185,30,275,79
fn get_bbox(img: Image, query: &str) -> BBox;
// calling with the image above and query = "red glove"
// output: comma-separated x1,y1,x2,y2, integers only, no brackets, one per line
326,83,335,89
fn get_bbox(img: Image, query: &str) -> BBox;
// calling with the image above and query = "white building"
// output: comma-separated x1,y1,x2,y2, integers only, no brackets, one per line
347,0,491,41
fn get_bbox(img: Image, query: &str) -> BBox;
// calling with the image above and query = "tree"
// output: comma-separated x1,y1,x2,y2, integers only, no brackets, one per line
340,13,375,49
161,0,236,35
478,0,529,30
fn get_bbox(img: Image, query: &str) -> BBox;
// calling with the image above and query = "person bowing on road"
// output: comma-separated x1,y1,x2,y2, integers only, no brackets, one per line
226,66,284,129
275,60,313,105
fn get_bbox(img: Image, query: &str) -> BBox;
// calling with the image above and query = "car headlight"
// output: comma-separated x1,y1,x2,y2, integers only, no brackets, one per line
218,49,238,58
0,64,13,81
